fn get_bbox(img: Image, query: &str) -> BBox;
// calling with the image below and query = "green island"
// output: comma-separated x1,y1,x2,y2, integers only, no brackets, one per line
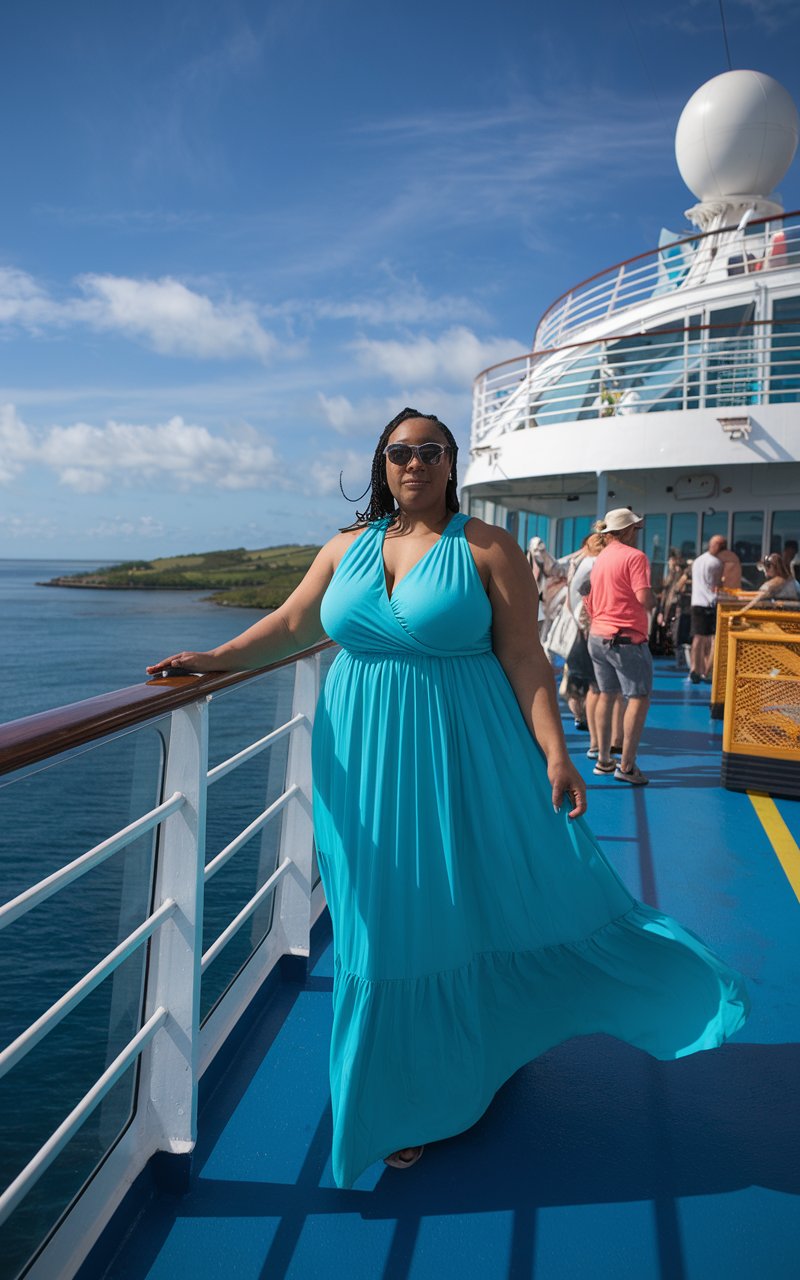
41,545,321,609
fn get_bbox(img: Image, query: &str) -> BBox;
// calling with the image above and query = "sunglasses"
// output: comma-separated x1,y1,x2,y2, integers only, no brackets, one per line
383,442,451,467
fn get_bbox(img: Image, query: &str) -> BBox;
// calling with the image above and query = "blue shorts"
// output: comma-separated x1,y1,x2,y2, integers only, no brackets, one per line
588,635,653,698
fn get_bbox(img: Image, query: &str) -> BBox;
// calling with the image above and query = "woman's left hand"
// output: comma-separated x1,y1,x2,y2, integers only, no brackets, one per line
548,757,587,819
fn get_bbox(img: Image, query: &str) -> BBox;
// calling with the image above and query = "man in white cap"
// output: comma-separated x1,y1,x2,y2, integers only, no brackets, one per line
585,508,656,785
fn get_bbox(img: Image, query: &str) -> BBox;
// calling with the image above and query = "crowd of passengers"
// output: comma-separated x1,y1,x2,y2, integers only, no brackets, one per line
529,519,800,785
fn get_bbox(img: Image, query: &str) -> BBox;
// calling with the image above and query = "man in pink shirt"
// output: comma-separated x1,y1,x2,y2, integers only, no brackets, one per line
586,508,656,785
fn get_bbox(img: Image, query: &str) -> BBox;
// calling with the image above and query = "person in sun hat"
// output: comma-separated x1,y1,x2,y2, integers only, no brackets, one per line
585,508,656,785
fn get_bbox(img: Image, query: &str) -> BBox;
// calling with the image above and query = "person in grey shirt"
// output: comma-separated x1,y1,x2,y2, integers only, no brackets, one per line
689,535,724,683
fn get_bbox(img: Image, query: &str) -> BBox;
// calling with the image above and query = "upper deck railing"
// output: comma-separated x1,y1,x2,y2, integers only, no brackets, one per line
0,647,332,1280
534,210,800,351
472,317,800,446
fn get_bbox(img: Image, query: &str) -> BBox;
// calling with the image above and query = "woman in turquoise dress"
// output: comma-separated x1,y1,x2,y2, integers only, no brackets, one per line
148,407,749,1188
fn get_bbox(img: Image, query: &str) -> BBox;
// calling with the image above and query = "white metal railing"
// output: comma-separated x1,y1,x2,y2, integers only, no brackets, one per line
472,322,800,444
0,649,327,1280
534,213,800,350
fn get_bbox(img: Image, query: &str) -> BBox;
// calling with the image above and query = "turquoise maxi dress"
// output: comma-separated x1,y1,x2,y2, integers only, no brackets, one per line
311,513,749,1189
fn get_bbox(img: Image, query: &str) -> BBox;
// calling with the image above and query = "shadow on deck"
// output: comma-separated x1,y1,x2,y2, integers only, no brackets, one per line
89,661,800,1280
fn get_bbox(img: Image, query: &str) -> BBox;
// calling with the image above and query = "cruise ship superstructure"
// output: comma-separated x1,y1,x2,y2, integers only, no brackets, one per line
463,70,800,586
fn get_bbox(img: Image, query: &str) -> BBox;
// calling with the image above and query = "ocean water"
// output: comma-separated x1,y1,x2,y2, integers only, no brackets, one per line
0,560,305,1278
1,557,269,722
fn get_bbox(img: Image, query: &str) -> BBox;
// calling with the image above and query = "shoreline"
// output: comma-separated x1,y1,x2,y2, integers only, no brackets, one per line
36,544,320,610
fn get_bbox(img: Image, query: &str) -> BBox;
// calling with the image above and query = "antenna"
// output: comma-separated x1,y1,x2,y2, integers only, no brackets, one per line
718,0,733,72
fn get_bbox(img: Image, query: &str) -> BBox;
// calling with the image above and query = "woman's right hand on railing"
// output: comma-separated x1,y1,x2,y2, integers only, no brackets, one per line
146,651,228,677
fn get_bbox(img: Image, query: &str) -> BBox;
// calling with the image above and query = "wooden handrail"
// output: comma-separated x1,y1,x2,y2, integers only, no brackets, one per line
0,642,335,780
532,206,800,347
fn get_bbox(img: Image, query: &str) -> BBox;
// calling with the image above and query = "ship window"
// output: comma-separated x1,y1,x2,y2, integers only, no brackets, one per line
705,304,757,408
770,511,800,576
769,296,800,404
599,324,687,416
557,515,592,557
642,514,667,564
519,511,550,549
701,510,728,547
686,315,702,409
533,346,600,425
732,510,764,588
643,514,667,589
669,512,698,561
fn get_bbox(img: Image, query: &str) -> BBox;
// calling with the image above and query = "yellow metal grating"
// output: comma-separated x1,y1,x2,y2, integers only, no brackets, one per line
712,603,800,707
724,631,800,760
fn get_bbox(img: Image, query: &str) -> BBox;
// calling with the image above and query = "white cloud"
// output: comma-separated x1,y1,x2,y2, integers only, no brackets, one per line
275,280,489,329
0,405,282,492
58,468,109,494
0,403,37,482
308,449,373,498
76,274,276,360
352,326,524,387
317,388,474,438
0,513,59,540
86,515,168,540
317,393,362,435
0,267,277,361
0,268,62,332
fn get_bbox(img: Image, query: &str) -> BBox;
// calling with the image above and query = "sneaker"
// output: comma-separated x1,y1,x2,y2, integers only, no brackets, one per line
593,759,616,775
587,746,599,759
688,670,701,684
614,763,649,785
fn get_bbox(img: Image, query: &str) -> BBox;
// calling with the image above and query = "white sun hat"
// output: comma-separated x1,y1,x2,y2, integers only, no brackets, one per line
600,507,643,532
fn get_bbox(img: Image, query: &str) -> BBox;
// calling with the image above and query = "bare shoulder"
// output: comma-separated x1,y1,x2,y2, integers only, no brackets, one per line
464,517,527,566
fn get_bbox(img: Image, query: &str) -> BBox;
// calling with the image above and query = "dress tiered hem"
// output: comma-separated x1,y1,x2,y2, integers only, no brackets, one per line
328,902,749,1187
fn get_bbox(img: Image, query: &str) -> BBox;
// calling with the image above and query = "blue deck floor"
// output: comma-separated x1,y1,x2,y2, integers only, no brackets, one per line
101,662,800,1280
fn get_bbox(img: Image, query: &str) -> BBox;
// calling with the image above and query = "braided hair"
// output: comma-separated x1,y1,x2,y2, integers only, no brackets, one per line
341,407,460,529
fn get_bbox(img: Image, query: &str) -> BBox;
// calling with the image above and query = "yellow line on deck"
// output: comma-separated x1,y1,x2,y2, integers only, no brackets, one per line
748,792,800,904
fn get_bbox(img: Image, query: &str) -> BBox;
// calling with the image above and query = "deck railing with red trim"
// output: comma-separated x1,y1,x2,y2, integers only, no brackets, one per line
472,317,800,445
533,210,800,351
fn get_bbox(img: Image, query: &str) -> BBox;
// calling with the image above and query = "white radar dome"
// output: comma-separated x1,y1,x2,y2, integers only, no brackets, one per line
675,70,799,200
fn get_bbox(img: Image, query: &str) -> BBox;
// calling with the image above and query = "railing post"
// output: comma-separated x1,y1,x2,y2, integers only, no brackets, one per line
276,656,317,970
607,263,625,314
140,699,209,1169
556,292,572,345
683,320,689,410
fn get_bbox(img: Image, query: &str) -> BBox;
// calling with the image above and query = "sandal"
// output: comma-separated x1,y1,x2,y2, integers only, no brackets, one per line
384,1146,424,1169
593,759,616,774
586,746,599,759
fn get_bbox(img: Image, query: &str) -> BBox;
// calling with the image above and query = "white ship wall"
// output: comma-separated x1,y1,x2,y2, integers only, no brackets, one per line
464,403,800,489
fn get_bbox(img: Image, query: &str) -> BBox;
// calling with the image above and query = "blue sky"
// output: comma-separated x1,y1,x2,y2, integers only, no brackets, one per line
1,0,799,557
